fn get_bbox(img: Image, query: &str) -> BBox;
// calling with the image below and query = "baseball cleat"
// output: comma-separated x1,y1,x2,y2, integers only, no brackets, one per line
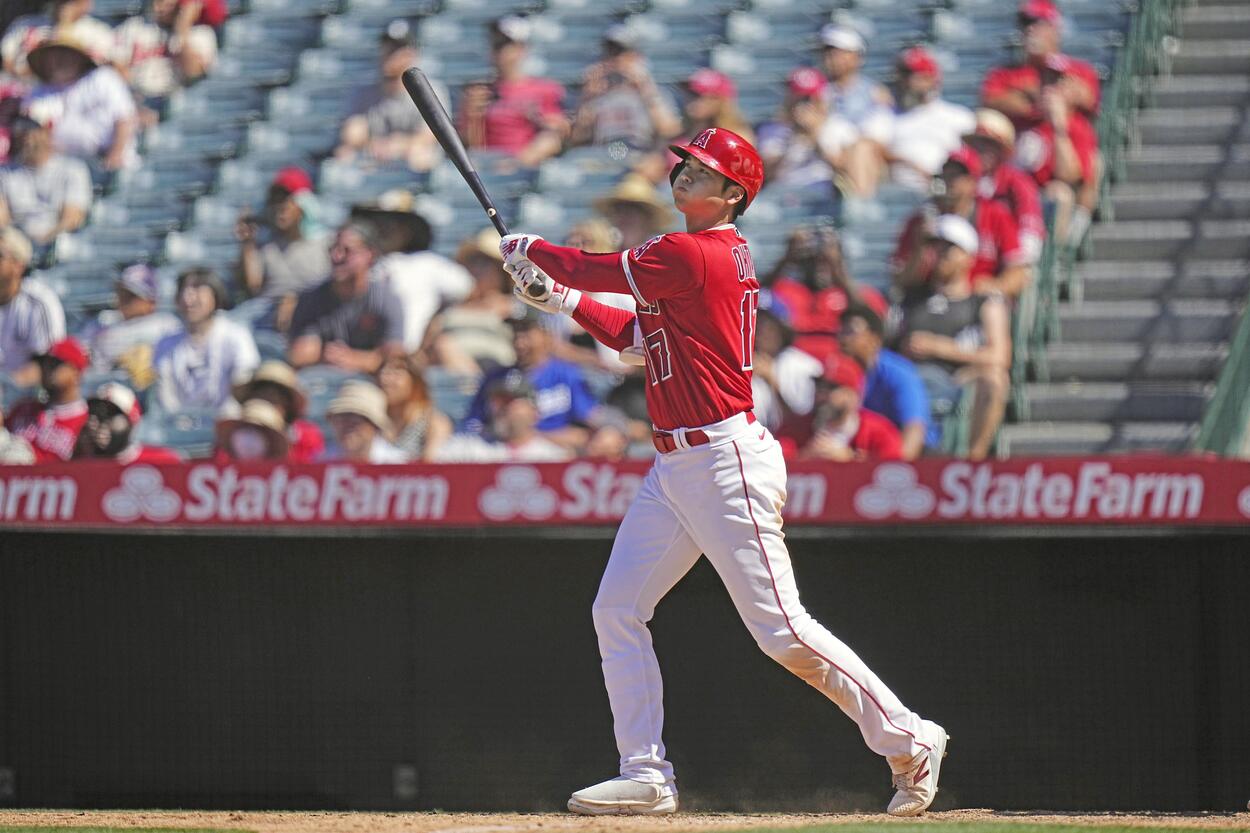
567,776,678,815
886,720,949,817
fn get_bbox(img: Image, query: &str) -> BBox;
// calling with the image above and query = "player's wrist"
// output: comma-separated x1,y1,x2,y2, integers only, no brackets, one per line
560,285,583,315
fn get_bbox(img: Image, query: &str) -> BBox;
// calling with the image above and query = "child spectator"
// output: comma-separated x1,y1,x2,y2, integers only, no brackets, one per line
462,313,597,451
334,20,444,172
763,223,887,363
214,399,290,462
23,34,137,172
681,68,754,144
231,360,324,464
0,224,65,386
75,381,182,463
236,166,331,330
82,262,181,380
376,352,451,461
2,0,113,79
837,302,929,461
287,221,405,373
457,16,568,168
962,108,1045,265
324,379,407,463
568,24,681,152
434,370,570,463
780,353,902,462
5,336,88,462
153,268,260,412
112,0,217,108
0,115,91,253
870,46,975,194
891,215,1011,461
420,228,516,375
892,147,1031,299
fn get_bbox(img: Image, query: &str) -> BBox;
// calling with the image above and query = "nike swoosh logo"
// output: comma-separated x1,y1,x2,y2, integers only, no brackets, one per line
758,430,766,440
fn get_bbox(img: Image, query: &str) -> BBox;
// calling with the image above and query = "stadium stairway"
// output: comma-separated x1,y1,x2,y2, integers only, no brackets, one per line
998,0,1250,456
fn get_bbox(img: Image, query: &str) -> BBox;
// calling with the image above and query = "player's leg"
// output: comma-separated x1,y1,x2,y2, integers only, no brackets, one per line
666,430,947,814
570,464,702,815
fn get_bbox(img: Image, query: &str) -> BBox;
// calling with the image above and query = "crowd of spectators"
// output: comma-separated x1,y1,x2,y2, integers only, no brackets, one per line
0,0,1102,466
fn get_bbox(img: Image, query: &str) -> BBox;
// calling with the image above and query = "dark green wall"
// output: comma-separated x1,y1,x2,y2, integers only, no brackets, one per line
1,530,1246,811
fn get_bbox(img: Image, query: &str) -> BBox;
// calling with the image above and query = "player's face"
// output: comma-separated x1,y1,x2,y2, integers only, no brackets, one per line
671,157,744,220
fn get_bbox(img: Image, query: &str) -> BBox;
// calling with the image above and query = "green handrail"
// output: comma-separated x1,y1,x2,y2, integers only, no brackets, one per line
1196,307,1250,457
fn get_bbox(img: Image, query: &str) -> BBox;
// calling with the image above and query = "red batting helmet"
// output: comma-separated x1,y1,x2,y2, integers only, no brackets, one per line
668,127,764,212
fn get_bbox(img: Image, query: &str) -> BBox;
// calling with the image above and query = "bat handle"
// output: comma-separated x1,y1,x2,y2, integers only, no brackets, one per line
487,208,509,237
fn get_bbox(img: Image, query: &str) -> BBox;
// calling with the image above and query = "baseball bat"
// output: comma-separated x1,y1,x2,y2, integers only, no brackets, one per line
401,67,546,299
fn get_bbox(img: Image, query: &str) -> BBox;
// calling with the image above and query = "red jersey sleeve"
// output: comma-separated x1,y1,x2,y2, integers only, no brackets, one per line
981,66,1033,104
570,295,637,353
528,234,703,307
988,201,1027,268
1068,57,1102,115
890,214,923,273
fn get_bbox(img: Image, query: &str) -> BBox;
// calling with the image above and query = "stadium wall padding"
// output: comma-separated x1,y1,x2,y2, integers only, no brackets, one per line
0,529,1246,812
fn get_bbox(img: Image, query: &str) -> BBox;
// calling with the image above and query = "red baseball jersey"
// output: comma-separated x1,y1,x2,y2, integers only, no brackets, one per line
985,164,1045,262
981,57,1102,129
892,200,1026,289
7,398,88,463
528,226,759,430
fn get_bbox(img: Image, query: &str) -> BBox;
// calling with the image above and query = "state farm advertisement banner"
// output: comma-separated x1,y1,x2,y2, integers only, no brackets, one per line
1,457,1249,529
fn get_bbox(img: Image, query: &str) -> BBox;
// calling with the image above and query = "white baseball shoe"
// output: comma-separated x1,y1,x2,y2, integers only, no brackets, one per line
567,776,678,815
886,720,949,817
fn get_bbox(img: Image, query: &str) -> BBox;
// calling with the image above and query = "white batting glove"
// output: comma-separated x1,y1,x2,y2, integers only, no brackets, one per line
511,263,582,315
499,233,543,272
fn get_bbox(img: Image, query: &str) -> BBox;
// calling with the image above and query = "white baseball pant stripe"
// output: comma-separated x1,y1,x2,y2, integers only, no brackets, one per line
591,419,929,790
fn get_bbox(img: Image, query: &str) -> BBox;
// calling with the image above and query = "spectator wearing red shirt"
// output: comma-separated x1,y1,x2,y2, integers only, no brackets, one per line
5,337,89,462
779,352,902,462
75,381,182,464
893,147,1031,299
458,16,568,168
981,0,1101,244
763,223,888,363
229,360,325,464
963,108,1044,265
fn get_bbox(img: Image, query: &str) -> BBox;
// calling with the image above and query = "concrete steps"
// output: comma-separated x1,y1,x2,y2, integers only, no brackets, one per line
1023,382,1212,423
1057,300,1238,343
1089,220,1250,260
1135,107,1246,145
1075,260,1250,301
1044,342,1229,381
1147,75,1250,108
1109,182,1250,221
1171,40,1250,75
1179,5,1250,40
998,421,1197,455
1123,144,1250,181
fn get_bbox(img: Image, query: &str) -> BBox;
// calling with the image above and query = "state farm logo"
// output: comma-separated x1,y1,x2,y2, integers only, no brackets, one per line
102,465,181,522
853,464,935,520
478,466,559,521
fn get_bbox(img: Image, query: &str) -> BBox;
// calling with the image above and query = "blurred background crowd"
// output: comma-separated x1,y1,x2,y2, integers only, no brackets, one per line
0,0,1128,466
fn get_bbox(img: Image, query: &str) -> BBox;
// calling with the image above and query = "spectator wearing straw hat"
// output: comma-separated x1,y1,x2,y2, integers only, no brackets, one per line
76,380,182,464
1,0,113,79
963,108,1044,265
23,33,137,171
681,68,754,144
231,360,325,464
83,262,180,376
778,353,902,462
0,225,65,386
6,336,89,462
324,379,407,464
593,173,673,250
153,267,260,412
214,399,290,462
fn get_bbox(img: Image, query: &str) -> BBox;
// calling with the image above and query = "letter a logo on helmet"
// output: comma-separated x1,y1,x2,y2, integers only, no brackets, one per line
669,128,764,213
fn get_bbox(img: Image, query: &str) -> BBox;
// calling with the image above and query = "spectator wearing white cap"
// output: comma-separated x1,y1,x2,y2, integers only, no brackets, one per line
76,380,182,463
82,262,181,378
569,24,682,152
0,225,65,386
891,214,1010,461
963,108,1044,265
863,46,975,195
815,23,893,195
324,379,408,463
334,20,446,172
0,115,91,250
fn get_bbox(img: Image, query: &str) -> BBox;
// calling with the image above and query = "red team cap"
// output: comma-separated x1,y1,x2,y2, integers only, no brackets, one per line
944,145,983,180
668,127,765,210
271,166,313,195
820,353,865,395
92,381,143,425
1019,0,1061,24
898,46,941,79
787,67,827,99
38,337,89,371
686,68,737,100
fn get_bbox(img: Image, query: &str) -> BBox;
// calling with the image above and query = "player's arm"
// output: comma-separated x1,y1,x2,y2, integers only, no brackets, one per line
503,234,701,305
510,261,639,353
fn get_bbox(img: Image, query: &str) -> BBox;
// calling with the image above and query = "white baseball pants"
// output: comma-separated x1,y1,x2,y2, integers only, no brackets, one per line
592,413,930,791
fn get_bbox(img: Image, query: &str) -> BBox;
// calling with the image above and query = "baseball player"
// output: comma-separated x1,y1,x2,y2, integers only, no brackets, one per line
499,128,947,817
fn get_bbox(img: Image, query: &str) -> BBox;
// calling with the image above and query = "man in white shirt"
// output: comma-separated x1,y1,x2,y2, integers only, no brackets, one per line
0,225,65,386
152,268,260,412
0,116,92,247
435,370,570,463
879,47,976,193
112,0,218,101
83,262,181,373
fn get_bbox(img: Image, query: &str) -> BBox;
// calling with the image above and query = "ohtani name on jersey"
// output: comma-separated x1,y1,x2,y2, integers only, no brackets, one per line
731,244,755,283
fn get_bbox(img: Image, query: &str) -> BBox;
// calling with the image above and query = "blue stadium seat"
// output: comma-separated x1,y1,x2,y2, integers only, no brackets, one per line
133,407,219,459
